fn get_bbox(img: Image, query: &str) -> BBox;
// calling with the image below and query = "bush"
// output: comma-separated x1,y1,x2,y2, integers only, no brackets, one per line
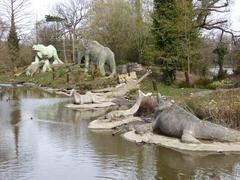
207,79,234,89
234,66,240,75
17,46,32,67
89,65,102,80
186,90,240,130
57,67,65,77
194,78,212,88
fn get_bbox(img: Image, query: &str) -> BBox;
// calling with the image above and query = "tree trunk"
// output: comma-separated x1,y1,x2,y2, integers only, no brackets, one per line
72,28,75,63
184,71,190,87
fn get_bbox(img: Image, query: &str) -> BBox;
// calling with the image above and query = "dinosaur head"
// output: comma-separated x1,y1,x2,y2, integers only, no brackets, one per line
32,44,44,52
138,90,152,97
154,93,173,114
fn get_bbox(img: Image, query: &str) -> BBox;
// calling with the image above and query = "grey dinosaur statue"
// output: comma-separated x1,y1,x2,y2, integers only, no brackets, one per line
77,39,116,77
106,90,152,120
153,93,240,143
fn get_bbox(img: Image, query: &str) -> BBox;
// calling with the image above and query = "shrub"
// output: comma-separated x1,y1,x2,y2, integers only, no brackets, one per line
207,79,234,89
194,78,212,88
57,67,65,77
185,90,240,130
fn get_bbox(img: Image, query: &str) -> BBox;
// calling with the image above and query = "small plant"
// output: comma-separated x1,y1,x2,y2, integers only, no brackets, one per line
57,67,65,78
90,65,101,80
207,79,234,89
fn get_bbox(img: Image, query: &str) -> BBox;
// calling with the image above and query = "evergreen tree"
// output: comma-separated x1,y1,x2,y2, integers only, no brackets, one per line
152,0,199,85
8,15,19,69
152,0,181,84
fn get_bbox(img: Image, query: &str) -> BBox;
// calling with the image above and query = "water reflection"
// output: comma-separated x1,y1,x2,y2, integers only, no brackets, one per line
0,87,240,180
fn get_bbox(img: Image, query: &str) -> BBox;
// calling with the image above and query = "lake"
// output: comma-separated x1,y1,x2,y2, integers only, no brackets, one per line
0,87,240,180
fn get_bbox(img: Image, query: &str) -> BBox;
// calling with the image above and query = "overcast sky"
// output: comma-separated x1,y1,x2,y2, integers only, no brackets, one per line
230,0,240,31
31,0,240,31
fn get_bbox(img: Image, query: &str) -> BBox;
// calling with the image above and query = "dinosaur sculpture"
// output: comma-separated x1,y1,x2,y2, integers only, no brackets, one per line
88,90,152,130
105,90,152,120
32,44,64,65
77,40,116,77
153,93,240,143
25,44,64,76
57,89,112,105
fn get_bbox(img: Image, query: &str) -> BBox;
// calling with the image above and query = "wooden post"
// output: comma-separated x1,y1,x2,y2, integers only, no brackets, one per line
152,80,158,91
66,66,71,83
52,68,55,80
67,73,70,83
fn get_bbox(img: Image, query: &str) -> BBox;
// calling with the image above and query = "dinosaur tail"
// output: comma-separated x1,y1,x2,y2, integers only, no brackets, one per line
197,121,240,142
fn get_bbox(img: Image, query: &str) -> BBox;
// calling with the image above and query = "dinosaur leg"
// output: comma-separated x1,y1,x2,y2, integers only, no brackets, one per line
99,64,106,76
42,60,52,72
53,54,63,64
107,56,116,77
181,130,201,144
84,55,90,74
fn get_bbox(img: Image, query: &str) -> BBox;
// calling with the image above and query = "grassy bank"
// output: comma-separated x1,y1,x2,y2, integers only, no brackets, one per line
184,90,240,130
140,78,205,97
0,65,118,90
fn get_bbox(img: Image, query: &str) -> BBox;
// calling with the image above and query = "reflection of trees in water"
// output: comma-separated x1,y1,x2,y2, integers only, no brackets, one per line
10,106,21,157
0,88,21,162
0,87,46,175
35,103,115,124
1,87,56,101
154,147,240,179
1,87,240,179
86,127,159,178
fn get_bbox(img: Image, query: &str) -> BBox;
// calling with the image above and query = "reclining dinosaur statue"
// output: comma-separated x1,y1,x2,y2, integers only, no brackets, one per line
57,89,112,104
57,70,151,106
152,93,240,143
105,90,152,120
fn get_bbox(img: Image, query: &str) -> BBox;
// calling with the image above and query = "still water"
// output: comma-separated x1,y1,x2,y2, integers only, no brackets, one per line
0,87,240,180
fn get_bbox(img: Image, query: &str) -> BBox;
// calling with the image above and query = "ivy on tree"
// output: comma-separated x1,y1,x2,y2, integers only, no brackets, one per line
8,16,19,69
213,42,228,79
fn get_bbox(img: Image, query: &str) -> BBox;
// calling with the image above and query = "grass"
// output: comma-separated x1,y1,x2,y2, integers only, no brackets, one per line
0,65,118,90
140,78,206,97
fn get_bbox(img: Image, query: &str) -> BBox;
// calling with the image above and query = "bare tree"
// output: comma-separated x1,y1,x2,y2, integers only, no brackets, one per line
0,0,31,31
0,18,8,47
194,0,240,42
53,0,90,63
0,0,30,69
